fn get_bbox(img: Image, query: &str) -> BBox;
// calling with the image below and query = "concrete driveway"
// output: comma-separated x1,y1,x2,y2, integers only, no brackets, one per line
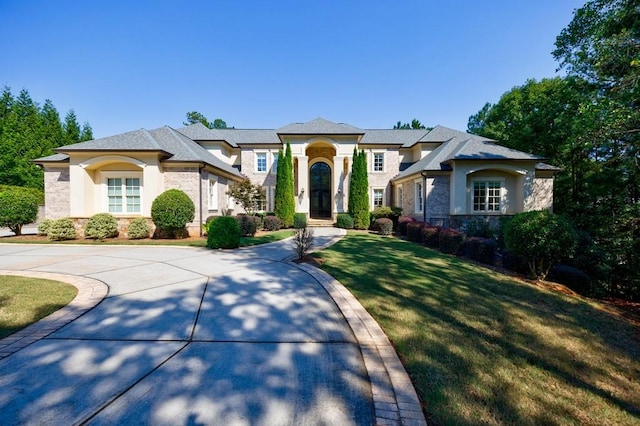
0,228,425,425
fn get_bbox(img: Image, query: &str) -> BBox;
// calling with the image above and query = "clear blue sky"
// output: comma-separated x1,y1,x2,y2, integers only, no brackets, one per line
1,0,585,138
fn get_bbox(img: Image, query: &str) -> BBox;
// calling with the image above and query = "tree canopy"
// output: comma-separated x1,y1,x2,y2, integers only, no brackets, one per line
184,111,231,129
393,119,429,130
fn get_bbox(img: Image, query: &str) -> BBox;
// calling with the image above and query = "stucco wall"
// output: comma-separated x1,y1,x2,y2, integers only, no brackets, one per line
44,166,70,219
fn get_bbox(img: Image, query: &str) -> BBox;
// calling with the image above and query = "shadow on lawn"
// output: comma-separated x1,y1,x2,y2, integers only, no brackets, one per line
318,233,640,425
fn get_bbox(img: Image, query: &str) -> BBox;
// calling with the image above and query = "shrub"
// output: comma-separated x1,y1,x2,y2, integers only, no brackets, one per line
463,237,497,264
37,219,52,236
549,264,592,295
293,227,314,260
335,213,354,229
439,228,466,255
235,214,260,237
263,215,283,231
47,218,76,241
375,218,393,235
207,216,240,249
293,213,307,229
406,221,425,243
503,211,576,280
397,216,416,236
0,186,40,235
84,213,119,240
371,206,394,220
127,217,150,239
421,226,441,248
151,189,195,239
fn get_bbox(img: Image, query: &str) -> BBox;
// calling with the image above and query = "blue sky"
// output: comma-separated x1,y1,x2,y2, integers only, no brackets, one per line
1,0,585,138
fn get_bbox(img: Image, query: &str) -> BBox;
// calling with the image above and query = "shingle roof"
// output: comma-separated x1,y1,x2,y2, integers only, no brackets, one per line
360,129,429,145
33,153,69,163
277,117,364,135
446,138,542,161
176,123,228,144
217,129,280,145
55,129,169,153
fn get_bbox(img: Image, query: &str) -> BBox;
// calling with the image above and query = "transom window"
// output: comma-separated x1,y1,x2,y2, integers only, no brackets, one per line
256,153,267,172
373,188,384,208
373,153,384,172
473,181,502,212
107,177,140,213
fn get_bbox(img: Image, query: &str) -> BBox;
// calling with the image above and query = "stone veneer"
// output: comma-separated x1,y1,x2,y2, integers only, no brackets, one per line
44,167,70,219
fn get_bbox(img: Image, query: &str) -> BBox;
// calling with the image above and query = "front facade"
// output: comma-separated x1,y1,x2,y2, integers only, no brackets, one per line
36,117,557,235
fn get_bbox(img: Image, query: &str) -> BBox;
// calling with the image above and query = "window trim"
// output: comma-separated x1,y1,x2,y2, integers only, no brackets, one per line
372,188,384,209
255,152,268,173
470,177,505,214
208,174,218,211
101,171,143,215
414,179,423,213
372,152,385,173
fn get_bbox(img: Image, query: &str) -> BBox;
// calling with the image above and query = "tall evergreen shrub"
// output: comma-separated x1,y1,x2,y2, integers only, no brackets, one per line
274,141,295,227
348,148,370,229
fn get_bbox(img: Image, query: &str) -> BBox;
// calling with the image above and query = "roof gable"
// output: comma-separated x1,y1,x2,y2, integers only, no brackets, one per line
277,117,364,135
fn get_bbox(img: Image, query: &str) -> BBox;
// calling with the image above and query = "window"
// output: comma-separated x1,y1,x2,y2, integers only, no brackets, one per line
373,153,384,172
256,152,267,172
396,186,403,209
208,175,218,210
473,180,502,212
373,188,384,208
415,180,423,213
107,176,141,214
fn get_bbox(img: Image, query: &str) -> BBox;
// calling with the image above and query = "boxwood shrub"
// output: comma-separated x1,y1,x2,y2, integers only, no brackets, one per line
439,228,466,255
127,217,150,239
47,218,77,241
336,213,354,229
421,226,441,248
84,213,119,240
374,218,393,235
37,219,52,236
263,215,283,231
151,189,195,239
406,221,425,243
397,216,416,236
207,216,240,249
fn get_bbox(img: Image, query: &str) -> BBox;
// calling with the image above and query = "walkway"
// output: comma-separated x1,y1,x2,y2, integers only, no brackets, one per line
0,228,425,425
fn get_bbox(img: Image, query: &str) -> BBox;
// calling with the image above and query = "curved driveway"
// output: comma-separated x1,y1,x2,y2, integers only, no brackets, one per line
0,228,425,425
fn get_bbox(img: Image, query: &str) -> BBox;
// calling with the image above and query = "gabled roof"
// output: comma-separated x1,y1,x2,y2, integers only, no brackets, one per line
176,122,228,144
33,153,69,163
55,128,170,154
360,129,429,145
216,129,280,145
445,138,542,162
277,117,364,135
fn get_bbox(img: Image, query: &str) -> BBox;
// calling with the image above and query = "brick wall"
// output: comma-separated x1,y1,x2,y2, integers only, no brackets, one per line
44,167,70,219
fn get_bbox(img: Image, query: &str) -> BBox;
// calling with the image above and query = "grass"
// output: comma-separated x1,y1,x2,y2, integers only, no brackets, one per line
314,231,640,426
239,230,293,246
0,276,77,339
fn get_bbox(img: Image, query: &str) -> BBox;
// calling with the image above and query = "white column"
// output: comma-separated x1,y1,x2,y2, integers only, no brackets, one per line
333,156,345,214
297,155,309,214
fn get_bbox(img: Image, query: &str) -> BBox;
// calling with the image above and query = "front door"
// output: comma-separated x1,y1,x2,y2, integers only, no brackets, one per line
310,162,331,218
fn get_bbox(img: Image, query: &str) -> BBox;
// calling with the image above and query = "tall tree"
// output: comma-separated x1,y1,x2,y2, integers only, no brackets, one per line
63,110,81,145
80,122,93,141
184,111,230,129
348,147,370,229
393,119,428,129
274,142,295,227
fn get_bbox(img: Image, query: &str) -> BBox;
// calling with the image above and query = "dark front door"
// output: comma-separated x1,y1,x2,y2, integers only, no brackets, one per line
310,162,331,218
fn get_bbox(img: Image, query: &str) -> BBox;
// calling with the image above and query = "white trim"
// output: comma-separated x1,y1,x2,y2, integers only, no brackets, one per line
100,171,143,215
372,152,385,173
208,174,218,211
414,179,423,213
470,177,506,214
372,187,385,209
255,152,268,173
396,185,403,209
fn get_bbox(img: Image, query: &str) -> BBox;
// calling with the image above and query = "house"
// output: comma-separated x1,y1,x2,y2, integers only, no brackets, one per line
35,117,557,235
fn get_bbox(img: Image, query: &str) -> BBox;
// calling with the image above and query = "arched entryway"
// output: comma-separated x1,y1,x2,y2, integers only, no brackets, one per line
310,161,331,218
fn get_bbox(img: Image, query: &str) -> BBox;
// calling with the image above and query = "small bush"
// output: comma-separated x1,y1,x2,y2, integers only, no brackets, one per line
421,226,441,248
463,237,497,264
84,213,119,240
263,215,283,231
549,264,592,295
336,213,354,229
406,221,425,243
235,214,260,237
127,217,150,239
397,216,416,236
293,227,314,260
439,228,466,255
371,206,394,222
151,189,195,239
37,219,52,236
0,186,40,235
293,213,307,229
375,218,393,235
47,218,76,241
207,216,240,249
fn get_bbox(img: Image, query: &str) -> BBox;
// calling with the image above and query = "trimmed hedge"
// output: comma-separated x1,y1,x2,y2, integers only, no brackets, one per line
84,213,119,240
406,221,425,243
439,228,466,255
397,216,416,236
263,215,283,231
151,189,195,239
127,217,150,239
207,216,240,249
293,213,307,229
463,237,497,264
336,213,354,229
375,218,393,235
421,226,441,248
48,218,76,241
236,214,260,237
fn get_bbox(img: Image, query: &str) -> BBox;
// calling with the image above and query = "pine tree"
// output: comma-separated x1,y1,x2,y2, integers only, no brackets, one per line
63,110,81,145
80,122,93,141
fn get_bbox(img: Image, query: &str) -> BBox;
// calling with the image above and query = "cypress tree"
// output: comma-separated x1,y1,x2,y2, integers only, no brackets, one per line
349,148,370,229
274,141,296,227
274,147,286,219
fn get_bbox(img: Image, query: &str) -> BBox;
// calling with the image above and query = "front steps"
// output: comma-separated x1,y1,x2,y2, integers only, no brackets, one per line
307,219,335,227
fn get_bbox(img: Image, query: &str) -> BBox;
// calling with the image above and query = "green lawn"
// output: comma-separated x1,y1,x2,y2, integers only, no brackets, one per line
314,232,640,426
0,276,77,339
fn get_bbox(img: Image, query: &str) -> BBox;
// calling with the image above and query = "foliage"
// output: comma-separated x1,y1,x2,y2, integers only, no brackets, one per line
335,213,354,229
227,180,266,215
374,218,393,235
127,217,150,239
47,218,76,241
348,148,370,229
463,237,497,264
503,211,577,280
393,119,429,130
206,216,240,249
0,186,40,235
235,214,259,237
371,206,394,221
293,227,314,260
184,111,230,129
438,228,466,255
549,264,592,296
37,219,52,236
421,225,440,248
397,216,416,236
150,189,195,239
263,215,282,231
274,142,295,227
84,213,119,240
406,221,425,243
293,212,307,229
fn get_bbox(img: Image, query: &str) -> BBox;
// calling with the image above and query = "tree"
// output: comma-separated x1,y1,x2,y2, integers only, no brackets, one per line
227,180,265,215
0,186,40,235
393,119,428,129
150,189,195,239
80,122,93,141
348,148,370,229
184,111,230,129
63,110,81,145
274,141,295,227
